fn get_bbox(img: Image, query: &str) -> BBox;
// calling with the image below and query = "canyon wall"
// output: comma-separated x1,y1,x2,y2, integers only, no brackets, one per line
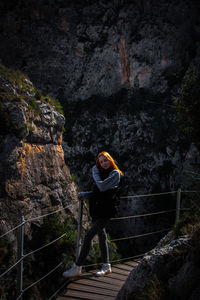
0,0,200,254
0,64,78,244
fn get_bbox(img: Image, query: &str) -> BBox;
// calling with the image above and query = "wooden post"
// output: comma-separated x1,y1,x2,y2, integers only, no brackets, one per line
76,197,83,262
175,188,181,223
17,216,25,300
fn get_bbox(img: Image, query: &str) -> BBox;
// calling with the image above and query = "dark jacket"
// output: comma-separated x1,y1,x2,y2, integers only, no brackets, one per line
89,168,122,219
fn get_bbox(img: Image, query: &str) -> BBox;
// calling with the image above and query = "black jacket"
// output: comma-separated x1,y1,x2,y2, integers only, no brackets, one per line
89,169,122,219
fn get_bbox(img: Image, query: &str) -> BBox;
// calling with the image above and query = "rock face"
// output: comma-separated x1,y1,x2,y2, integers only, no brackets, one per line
0,0,200,100
0,0,200,253
1,0,199,192
0,64,78,242
116,229,200,300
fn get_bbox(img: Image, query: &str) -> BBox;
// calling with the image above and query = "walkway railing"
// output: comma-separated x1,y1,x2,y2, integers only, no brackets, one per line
0,188,198,300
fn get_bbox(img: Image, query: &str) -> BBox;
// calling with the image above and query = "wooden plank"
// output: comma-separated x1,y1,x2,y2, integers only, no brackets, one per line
72,278,120,291
113,263,134,271
111,266,131,276
63,289,115,300
124,261,139,267
87,274,124,286
74,272,124,285
106,272,127,281
56,296,82,300
57,297,82,300
68,271,125,283
67,283,118,297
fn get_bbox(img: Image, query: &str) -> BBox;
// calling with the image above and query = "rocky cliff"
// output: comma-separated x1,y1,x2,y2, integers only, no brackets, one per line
0,0,200,258
1,0,200,100
0,64,80,298
1,0,199,190
116,227,200,300
0,64,78,236
0,64,79,298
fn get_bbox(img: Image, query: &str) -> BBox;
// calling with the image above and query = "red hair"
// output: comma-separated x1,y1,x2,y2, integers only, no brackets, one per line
96,151,123,175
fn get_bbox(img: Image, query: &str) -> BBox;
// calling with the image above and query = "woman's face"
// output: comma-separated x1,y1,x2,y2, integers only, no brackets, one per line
99,155,111,170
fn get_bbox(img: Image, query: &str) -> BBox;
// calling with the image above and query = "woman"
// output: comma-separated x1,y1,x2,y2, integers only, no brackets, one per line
63,151,123,278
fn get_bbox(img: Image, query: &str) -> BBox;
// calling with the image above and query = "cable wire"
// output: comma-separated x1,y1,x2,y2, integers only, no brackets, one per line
0,256,24,278
82,252,145,268
17,262,63,299
48,280,68,300
110,228,170,242
110,253,145,264
111,209,176,221
0,221,26,239
182,190,200,193
16,292,23,300
120,191,177,199
0,232,67,278
26,202,78,223
24,233,67,259
0,202,78,240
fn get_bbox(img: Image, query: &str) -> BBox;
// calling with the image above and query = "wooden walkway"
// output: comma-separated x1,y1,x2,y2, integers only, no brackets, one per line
57,261,138,300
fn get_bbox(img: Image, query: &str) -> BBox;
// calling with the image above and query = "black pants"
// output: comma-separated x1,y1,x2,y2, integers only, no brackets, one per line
76,218,110,266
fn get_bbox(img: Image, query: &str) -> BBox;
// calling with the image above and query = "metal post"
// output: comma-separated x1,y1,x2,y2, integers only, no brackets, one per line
17,216,25,300
175,188,181,223
76,197,83,262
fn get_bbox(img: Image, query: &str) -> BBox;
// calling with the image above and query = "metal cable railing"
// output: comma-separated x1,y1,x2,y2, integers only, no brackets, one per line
82,252,145,269
0,201,79,300
120,190,177,199
111,209,176,221
0,202,78,240
110,228,170,242
0,228,68,279
1,188,198,299
16,262,64,300
26,202,78,223
0,221,25,239
2,189,196,240
0,256,24,279
181,190,200,193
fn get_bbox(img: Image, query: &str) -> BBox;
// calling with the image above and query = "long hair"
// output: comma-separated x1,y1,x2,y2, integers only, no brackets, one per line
96,151,123,175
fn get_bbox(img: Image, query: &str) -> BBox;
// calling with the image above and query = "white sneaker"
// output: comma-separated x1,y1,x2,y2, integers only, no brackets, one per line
62,263,82,278
96,263,112,276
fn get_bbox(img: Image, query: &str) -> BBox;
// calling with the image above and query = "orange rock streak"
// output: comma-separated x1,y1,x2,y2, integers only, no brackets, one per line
120,38,131,85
